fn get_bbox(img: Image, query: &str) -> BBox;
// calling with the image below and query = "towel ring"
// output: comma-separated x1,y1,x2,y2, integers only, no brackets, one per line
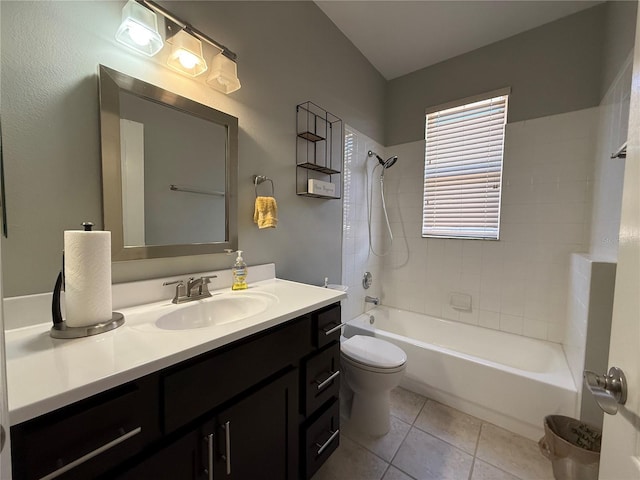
253,175,275,197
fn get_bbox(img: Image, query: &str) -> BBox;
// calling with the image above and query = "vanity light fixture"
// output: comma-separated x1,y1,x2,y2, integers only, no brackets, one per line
115,0,164,56
207,52,241,94
115,0,242,92
166,29,210,77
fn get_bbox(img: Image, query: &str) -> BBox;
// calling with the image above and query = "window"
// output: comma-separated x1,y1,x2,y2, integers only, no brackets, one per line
422,89,509,240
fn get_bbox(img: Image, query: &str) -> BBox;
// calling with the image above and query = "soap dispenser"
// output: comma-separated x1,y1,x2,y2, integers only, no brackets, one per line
232,250,248,290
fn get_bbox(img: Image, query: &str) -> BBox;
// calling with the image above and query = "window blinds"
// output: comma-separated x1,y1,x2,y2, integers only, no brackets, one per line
423,93,508,239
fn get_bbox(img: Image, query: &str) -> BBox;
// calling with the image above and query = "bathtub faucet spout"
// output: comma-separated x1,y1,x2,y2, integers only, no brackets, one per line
365,296,380,306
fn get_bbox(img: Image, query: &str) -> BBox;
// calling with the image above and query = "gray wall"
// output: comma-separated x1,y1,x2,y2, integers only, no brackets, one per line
1,1,386,297
385,4,607,146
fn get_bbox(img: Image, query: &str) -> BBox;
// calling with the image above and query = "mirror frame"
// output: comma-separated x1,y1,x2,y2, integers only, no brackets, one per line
99,65,238,261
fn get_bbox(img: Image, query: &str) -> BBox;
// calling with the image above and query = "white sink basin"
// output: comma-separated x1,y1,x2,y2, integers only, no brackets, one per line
155,291,278,330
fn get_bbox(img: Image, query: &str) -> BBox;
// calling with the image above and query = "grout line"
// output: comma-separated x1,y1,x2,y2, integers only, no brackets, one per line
473,422,483,457
340,433,392,471
388,421,412,467
359,389,539,480
467,422,484,480
345,416,412,466
473,422,526,480
408,425,477,463
343,430,393,466
413,397,429,424
391,464,419,480
407,408,480,459
468,457,476,480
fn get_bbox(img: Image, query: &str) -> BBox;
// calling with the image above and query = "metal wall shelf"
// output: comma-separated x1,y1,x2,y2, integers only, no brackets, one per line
296,101,342,199
298,132,325,143
297,162,340,175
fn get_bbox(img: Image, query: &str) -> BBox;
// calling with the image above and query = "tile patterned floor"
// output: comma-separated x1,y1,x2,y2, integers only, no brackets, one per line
312,388,554,480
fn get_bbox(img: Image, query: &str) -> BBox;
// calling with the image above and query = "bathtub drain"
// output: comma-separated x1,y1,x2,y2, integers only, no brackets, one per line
369,315,375,325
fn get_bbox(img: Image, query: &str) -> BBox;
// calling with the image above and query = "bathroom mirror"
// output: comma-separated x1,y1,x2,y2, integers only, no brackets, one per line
99,65,238,261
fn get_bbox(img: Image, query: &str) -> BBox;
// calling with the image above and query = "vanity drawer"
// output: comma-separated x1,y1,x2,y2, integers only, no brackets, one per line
162,316,312,433
302,344,340,415
302,399,340,479
313,303,341,348
11,377,159,480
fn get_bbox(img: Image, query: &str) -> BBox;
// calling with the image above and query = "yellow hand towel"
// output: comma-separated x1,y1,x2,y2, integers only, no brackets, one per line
254,196,278,229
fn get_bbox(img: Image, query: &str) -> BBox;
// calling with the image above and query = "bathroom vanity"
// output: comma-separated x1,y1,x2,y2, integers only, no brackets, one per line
6,275,344,480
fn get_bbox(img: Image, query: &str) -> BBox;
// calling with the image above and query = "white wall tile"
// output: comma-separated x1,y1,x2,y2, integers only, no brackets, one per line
478,309,501,330
523,318,549,340
479,289,502,313
500,314,524,335
500,280,526,316
547,323,565,343
343,108,597,344
462,241,483,275
589,53,631,261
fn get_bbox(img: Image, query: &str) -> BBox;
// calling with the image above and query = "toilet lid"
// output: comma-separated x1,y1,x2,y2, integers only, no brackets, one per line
341,335,407,369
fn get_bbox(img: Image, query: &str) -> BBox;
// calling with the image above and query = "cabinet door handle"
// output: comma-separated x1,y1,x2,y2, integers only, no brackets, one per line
323,323,345,336
203,433,214,480
222,421,231,475
39,426,142,480
316,370,340,391
315,429,339,456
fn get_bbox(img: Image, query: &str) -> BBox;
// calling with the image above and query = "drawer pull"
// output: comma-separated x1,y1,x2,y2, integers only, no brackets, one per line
222,421,231,475
316,370,340,391
204,433,214,480
316,429,340,456
39,426,142,480
323,323,345,336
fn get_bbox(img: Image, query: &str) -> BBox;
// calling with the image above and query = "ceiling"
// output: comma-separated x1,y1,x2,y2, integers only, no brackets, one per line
315,1,603,80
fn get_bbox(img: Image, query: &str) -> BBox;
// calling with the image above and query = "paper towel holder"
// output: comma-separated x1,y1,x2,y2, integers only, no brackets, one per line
50,221,125,339
50,313,125,339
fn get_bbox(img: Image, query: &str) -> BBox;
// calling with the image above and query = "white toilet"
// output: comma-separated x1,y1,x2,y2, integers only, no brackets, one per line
341,335,407,436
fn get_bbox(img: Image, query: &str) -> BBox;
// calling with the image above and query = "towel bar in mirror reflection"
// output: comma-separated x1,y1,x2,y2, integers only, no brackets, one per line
99,65,238,260
170,184,226,197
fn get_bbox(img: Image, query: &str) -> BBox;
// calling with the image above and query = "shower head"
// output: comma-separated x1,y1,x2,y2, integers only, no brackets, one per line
383,156,398,169
368,150,398,169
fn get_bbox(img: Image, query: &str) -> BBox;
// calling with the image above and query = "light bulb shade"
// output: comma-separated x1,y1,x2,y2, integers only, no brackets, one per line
115,0,163,56
166,30,208,77
206,53,241,94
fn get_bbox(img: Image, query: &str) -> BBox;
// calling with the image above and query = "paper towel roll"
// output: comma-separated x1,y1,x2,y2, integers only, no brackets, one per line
64,230,112,327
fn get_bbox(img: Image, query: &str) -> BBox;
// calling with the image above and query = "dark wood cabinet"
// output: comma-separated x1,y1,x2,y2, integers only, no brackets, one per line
302,399,340,479
10,303,341,480
113,424,208,480
162,317,310,435
300,305,343,479
302,343,340,416
10,376,160,480
115,369,298,480
211,369,298,479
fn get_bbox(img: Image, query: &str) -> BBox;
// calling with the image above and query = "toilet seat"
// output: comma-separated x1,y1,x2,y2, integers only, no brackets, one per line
341,335,407,371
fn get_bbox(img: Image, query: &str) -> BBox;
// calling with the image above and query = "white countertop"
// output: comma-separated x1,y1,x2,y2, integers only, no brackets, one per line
5,278,346,425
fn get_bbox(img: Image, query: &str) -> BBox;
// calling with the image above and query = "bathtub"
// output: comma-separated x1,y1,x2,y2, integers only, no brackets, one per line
344,306,577,441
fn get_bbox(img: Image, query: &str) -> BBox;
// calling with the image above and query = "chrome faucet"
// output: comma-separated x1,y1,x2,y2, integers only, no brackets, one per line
365,296,379,306
163,275,218,304
186,277,208,297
